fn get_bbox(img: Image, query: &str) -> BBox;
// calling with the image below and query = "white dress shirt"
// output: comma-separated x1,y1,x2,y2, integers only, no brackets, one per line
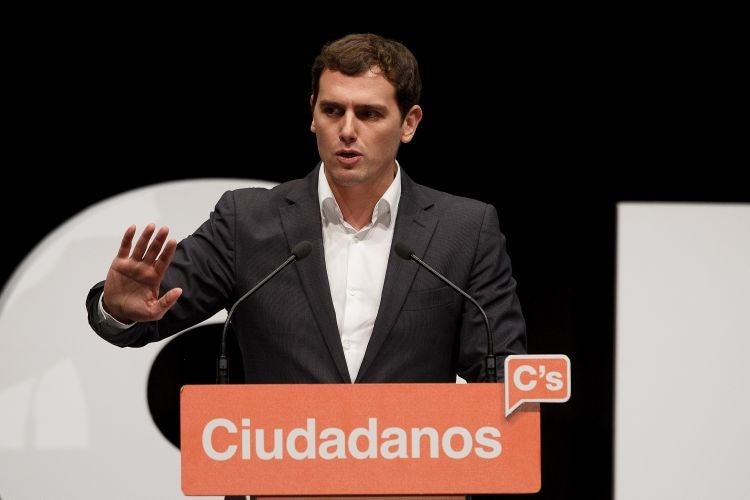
318,164,400,382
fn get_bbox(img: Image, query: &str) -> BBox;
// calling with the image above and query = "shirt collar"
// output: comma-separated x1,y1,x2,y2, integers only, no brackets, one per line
318,162,401,229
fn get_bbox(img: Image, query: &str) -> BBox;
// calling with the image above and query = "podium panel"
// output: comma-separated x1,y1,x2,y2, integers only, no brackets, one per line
181,383,540,496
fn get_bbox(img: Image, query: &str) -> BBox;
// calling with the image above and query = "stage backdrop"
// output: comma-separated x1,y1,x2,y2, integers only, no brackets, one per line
2,24,746,500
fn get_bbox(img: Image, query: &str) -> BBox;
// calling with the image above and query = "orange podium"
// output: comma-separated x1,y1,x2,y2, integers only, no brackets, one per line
180,383,541,496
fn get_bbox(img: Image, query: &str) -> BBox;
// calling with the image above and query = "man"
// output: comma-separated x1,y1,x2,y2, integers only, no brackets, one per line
86,33,526,384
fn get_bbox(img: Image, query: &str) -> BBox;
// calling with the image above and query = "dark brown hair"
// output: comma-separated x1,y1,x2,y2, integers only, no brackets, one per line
311,33,421,121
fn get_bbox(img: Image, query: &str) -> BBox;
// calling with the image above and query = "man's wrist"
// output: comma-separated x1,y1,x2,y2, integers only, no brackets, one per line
98,293,135,329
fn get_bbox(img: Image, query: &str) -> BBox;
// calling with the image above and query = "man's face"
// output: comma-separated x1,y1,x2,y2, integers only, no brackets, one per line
311,68,421,191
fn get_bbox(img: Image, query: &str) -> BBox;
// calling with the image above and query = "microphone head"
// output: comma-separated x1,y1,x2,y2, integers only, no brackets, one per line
291,241,313,260
393,242,415,260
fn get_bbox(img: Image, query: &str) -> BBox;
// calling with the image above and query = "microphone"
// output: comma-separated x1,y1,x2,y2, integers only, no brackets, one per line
393,242,498,382
217,241,313,383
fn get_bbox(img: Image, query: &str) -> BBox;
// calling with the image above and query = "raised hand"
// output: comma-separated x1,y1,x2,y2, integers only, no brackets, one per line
102,224,182,323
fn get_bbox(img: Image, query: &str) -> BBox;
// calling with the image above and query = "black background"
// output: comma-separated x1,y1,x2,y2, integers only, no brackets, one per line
3,18,745,500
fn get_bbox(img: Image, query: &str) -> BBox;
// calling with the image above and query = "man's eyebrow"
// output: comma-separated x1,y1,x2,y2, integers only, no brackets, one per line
354,104,389,113
317,100,389,113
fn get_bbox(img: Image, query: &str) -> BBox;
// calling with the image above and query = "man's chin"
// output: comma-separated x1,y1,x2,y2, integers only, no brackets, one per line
325,165,367,188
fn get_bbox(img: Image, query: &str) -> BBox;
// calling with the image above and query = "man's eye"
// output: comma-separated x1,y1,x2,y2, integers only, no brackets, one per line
361,110,381,119
323,107,342,116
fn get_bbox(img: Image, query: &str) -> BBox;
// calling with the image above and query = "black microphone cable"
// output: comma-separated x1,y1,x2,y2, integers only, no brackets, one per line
217,241,313,383
394,242,497,382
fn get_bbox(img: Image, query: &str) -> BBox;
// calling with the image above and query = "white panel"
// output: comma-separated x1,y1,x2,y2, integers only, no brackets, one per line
33,358,89,448
0,377,34,449
616,203,750,500
0,179,275,500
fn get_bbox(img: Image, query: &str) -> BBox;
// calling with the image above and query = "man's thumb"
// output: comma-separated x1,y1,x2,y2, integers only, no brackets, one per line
159,287,183,311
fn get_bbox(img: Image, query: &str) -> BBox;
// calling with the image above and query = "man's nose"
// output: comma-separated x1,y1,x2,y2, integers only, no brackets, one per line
339,113,357,144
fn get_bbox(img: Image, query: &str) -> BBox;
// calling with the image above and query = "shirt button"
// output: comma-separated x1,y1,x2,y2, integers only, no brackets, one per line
343,340,351,350
347,289,355,296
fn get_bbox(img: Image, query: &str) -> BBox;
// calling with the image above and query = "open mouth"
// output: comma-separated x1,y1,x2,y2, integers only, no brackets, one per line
336,150,362,159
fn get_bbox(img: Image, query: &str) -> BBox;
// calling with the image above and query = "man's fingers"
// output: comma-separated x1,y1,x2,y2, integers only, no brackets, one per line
154,239,178,277
158,287,183,312
143,226,170,263
131,223,156,260
116,225,137,259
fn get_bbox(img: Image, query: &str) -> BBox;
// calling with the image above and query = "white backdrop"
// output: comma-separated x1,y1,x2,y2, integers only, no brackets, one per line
616,203,750,499
0,179,275,500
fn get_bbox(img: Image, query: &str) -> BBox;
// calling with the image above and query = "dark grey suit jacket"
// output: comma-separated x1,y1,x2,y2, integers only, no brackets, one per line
86,166,526,383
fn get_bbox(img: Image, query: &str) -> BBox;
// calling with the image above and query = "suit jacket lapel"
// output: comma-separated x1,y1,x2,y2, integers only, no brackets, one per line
279,166,351,382
356,171,437,381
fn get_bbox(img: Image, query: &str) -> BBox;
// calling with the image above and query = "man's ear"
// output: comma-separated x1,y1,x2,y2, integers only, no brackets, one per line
401,105,423,144
310,95,316,133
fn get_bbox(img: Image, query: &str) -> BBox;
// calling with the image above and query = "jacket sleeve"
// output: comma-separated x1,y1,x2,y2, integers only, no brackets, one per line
85,190,237,348
457,203,527,382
